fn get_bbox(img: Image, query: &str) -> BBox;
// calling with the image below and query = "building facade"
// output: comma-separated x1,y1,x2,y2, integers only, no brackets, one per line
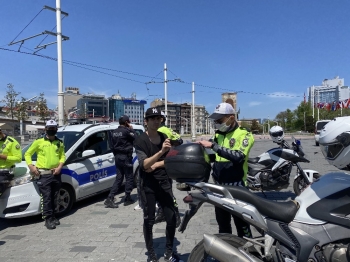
308,76,349,105
109,92,146,123
63,87,82,116
77,94,109,119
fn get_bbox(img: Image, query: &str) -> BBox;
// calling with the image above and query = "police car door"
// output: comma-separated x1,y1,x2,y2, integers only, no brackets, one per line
64,131,115,199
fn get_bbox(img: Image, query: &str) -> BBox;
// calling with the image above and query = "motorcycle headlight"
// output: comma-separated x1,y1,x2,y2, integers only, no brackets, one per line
9,174,33,187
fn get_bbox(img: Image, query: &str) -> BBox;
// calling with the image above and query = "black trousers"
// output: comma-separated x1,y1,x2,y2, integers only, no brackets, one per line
0,172,13,196
108,155,134,198
215,206,252,238
140,178,176,255
36,174,61,219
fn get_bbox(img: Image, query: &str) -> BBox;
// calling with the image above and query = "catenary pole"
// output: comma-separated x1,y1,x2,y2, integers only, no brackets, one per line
192,82,196,142
164,63,168,126
56,0,64,126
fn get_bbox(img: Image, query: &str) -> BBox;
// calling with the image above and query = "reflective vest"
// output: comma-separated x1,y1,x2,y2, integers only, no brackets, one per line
25,137,65,169
0,135,22,169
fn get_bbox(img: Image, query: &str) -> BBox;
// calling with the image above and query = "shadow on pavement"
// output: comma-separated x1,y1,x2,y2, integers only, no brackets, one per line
141,236,189,262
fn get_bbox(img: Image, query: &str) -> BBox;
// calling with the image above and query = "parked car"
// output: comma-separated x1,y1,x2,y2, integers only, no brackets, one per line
0,122,144,218
314,119,331,146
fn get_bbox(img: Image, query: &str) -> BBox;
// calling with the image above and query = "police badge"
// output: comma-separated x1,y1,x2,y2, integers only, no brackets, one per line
242,139,249,147
229,138,235,148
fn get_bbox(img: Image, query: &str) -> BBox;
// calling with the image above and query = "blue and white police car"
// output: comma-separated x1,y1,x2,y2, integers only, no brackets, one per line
0,122,144,218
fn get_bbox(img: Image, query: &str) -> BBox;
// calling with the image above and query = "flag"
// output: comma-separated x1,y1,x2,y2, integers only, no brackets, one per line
331,101,337,111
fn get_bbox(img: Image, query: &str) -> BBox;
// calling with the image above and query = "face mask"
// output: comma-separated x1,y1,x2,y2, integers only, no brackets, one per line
214,118,231,132
46,130,57,136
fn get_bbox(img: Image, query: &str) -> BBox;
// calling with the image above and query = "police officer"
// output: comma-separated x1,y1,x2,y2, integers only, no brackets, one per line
25,120,65,230
154,112,182,227
135,107,183,262
198,102,255,238
104,115,136,208
0,128,22,196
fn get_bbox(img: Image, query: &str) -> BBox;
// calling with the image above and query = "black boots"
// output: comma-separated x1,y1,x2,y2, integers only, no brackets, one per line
104,197,119,208
52,217,60,225
124,195,135,206
45,218,56,230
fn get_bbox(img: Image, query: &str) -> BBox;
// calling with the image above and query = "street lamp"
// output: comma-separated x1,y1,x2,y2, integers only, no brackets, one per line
19,96,37,136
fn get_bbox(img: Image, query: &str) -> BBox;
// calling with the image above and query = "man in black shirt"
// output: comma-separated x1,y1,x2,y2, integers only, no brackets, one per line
104,115,136,208
135,107,183,262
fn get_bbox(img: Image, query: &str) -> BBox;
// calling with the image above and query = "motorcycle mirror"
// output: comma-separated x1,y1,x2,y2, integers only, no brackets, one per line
296,140,301,146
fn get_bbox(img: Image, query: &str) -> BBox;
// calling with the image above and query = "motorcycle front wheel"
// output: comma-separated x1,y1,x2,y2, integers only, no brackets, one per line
188,233,247,262
293,173,321,196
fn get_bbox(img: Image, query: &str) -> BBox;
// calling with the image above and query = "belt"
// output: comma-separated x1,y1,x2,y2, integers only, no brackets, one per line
37,169,53,175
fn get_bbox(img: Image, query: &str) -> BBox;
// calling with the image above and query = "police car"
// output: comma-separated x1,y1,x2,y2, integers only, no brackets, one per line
0,122,144,218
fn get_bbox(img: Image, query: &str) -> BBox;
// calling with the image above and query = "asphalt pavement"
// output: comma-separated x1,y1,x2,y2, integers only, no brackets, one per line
0,136,339,262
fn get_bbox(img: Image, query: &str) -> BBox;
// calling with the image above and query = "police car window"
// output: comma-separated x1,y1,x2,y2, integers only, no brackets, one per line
70,131,110,161
134,129,143,136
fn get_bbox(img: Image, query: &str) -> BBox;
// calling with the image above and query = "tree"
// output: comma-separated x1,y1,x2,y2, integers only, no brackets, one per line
1,83,20,120
250,119,260,134
36,93,50,121
15,97,30,123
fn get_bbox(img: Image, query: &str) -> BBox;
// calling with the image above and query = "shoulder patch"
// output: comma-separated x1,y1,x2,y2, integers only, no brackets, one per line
229,138,236,148
242,139,249,147
16,144,20,149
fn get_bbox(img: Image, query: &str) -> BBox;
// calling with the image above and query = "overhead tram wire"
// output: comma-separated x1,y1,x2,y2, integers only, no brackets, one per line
9,8,44,45
0,46,302,98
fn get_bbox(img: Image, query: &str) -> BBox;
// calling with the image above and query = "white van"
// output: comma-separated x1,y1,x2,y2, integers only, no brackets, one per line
314,120,331,146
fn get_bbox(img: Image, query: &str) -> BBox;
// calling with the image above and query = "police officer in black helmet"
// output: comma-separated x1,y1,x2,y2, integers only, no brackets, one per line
104,115,136,208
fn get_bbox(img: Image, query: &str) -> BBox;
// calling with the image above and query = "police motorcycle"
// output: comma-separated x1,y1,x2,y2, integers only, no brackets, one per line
247,126,319,195
165,117,350,262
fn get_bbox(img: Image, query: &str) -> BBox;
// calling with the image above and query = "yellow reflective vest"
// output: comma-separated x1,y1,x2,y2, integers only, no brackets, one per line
0,135,22,169
25,137,66,169
212,126,254,185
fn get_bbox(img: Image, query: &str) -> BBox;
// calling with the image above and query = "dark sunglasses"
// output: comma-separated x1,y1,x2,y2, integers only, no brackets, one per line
214,116,229,124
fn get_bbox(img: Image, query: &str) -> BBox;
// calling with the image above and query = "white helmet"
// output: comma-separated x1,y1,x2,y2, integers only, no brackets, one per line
269,125,284,143
319,116,350,170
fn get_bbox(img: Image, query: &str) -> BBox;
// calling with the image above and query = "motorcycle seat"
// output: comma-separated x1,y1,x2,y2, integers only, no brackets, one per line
248,157,260,163
219,185,298,223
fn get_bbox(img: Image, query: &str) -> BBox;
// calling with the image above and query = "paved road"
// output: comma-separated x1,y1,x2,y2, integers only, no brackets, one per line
0,137,339,262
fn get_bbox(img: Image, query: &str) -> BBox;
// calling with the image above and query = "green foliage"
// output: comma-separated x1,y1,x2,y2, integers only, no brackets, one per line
250,119,260,134
1,83,20,120
36,93,50,121
15,97,29,122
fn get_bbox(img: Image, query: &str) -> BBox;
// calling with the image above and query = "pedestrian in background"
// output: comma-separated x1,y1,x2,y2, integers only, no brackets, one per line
25,120,65,230
104,115,136,208
0,128,22,196
198,102,255,238
135,107,183,262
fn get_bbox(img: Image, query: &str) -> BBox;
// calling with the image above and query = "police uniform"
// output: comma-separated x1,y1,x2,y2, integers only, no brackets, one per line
0,134,22,196
211,122,255,237
24,135,65,221
105,115,136,208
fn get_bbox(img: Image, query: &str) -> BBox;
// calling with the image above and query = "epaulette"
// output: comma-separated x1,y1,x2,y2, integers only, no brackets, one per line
7,137,14,142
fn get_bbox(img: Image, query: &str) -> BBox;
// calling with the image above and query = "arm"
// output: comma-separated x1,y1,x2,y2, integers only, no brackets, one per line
4,141,22,163
25,140,39,174
53,142,65,175
135,138,171,170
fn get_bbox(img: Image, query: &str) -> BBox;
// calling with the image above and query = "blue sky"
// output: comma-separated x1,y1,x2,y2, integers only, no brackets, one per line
1,0,350,120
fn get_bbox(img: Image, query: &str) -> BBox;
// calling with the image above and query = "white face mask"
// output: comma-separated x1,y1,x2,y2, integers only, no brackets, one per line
214,118,231,132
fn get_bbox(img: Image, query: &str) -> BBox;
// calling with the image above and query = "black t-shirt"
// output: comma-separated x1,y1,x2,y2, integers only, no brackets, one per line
134,132,168,181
